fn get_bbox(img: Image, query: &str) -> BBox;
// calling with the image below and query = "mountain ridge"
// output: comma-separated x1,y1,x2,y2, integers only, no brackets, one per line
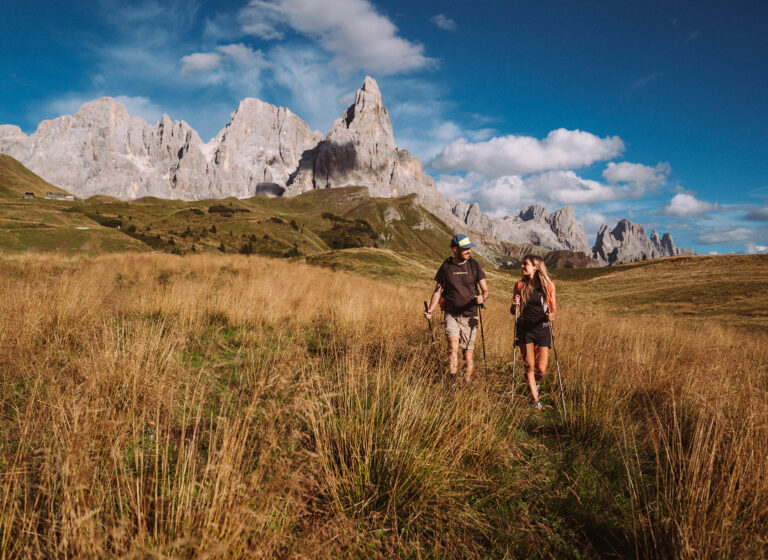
0,77,691,264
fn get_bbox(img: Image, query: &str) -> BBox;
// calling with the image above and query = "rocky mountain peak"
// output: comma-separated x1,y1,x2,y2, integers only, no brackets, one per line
520,205,549,221
330,75,394,145
545,206,591,252
449,200,590,253
73,97,131,129
284,76,443,214
0,125,26,140
593,219,693,265
207,97,323,197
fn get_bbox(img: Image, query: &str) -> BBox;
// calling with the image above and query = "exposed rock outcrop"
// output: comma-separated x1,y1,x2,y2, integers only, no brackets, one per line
0,97,322,200
207,98,323,198
285,76,454,223
0,99,211,199
592,219,694,265
448,198,591,253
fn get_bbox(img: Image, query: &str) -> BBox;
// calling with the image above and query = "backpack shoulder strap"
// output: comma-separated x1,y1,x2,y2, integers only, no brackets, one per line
469,257,480,291
542,281,555,310
515,279,524,295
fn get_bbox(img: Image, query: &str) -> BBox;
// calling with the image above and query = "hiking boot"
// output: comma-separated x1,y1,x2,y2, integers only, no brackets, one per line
532,400,543,412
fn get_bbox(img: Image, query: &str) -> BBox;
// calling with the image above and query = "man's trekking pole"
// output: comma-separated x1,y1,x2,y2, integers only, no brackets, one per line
549,321,567,420
423,301,434,342
477,301,487,362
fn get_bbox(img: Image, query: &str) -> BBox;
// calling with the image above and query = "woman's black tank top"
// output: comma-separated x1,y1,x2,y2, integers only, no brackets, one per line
519,286,548,328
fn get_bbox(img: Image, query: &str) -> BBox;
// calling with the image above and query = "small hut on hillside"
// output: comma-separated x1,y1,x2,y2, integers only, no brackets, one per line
45,192,74,201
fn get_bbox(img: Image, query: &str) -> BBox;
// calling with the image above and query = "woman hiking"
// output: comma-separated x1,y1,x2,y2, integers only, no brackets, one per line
510,254,557,411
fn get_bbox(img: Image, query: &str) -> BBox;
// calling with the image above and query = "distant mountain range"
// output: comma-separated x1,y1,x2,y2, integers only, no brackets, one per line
0,77,691,265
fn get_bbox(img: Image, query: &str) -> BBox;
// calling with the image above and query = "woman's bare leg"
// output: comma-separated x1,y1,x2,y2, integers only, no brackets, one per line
521,342,539,402
534,346,549,384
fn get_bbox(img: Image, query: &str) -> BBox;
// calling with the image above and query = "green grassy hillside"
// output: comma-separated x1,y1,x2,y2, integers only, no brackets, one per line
0,154,70,198
554,253,768,332
1,157,498,267
0,155,148,253
0,155,603,272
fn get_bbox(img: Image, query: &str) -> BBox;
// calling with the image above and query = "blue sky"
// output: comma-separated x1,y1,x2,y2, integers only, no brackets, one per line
2,0,767,255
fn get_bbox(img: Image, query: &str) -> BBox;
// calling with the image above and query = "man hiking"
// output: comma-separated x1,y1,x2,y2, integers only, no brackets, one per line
424,234,489,381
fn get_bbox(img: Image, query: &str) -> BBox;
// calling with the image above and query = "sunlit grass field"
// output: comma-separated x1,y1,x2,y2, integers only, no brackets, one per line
1,252,766,558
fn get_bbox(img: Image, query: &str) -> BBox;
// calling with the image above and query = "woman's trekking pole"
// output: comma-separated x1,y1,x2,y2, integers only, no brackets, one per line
549,321,567,420
512,306,518,379
423,301,434,342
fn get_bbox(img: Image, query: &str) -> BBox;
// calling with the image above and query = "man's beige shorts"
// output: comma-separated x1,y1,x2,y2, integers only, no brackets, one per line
444,313,478,351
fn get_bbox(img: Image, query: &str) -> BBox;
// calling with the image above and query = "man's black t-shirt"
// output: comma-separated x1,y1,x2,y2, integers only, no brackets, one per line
434,258,486,317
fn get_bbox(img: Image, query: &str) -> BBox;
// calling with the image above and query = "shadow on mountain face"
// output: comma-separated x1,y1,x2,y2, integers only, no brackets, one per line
253,182,285,197
287,141,359,190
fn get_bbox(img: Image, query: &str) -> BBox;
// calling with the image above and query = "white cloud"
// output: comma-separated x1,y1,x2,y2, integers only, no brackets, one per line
630,73,659,92
268,46,349,132
698,227,754,244
431,14,457,31
113,95,164,123
745,207,768,221
178,43,269,95
471,175,528,216
239,0,436,74
101,0,198,27
603,161,669,185
435,172,483,200
580,211,609,237
43,94,97,118
437,168,648,218
745,243,768,254
203,13,242,42
524,170,646,205
430,129,625,175
661,193,716,217
338,91,356,107
386,83,474,163
180,52,223,76
238,2,285,39
686,30,701,43
181,44,266,78
216,43,262,66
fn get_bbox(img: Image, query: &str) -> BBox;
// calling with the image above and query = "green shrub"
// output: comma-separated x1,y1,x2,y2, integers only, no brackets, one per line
209,205,250,214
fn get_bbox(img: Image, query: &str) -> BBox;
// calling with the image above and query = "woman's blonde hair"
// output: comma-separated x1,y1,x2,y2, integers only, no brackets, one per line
519,254,554,307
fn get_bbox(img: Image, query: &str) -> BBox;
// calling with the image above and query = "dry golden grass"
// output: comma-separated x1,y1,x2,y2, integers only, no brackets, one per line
0,252,766,558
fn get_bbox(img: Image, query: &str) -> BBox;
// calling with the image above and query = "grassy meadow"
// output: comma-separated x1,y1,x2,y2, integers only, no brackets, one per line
1,251,766,558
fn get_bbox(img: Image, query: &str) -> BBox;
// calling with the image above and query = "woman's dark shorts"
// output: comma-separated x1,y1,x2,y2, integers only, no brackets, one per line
516,321,551,348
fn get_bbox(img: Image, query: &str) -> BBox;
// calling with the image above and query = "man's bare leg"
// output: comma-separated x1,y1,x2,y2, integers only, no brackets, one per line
463,349,474,382
448,337,459,374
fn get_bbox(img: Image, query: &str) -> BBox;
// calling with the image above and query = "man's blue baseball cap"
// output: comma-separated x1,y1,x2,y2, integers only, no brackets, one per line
450,233,476,249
